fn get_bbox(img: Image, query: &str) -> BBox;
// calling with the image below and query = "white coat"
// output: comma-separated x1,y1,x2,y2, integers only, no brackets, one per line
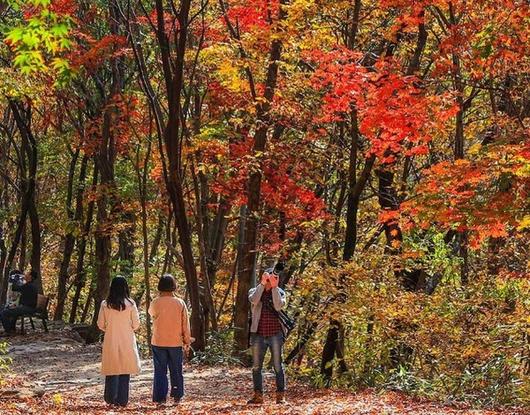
97,299,141,376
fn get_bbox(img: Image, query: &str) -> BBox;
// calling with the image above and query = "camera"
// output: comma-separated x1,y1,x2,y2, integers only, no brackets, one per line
8,271,25,286
264,268,279,282
273,262,285,274
5,270,25,308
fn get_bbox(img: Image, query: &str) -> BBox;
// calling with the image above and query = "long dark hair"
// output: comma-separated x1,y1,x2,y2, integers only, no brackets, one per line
106,276,132,311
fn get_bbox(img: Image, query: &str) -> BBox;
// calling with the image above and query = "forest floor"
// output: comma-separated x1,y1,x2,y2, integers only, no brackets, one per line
0,328,526,415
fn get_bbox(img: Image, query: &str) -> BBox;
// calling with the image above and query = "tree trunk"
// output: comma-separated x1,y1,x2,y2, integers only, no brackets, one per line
233,1,287,356
55,150,84,320
3,102,42,296
191,161,218,332
117,210,135,278
87,0,123,342
321,113,375,381
151,0,206,351
89,152,113,342
136,124,153,346
207,197,229,286
69,162,97,323
448,4,469,285
28,201,42,293
17,222,26,271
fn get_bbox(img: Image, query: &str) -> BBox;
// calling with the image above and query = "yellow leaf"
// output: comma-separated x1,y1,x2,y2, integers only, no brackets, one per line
517,215,530,231
52,393,63,406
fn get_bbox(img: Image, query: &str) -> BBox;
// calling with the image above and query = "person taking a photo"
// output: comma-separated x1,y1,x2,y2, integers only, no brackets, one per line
247,264,287,405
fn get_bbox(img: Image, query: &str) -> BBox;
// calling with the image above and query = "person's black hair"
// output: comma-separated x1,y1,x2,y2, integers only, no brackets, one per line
158,274,176,292
106,276,131,311
9,269,22,276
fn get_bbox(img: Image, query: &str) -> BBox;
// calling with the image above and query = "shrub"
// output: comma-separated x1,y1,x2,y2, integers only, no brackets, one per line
0,341,11,386
190,329,242,366
285,250,530,408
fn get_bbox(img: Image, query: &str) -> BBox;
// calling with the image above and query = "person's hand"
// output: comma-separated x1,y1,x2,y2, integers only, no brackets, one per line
260,272,270,286
270,273,279,288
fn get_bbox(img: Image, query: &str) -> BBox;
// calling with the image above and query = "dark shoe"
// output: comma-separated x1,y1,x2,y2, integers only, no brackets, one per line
276,391,285,404
247,391,263,405
174,397,181,404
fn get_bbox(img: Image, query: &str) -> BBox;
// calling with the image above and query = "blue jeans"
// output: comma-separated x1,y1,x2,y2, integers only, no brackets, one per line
104,374,130,406
152,346,184,402
250,332,286,392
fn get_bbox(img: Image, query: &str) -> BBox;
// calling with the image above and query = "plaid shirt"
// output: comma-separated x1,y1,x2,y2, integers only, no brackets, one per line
257,290,282,337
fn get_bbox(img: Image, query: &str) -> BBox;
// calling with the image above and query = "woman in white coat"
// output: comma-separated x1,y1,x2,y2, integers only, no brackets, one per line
97,276,141,407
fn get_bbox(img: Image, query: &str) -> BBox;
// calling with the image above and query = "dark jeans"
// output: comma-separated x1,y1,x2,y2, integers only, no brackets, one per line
0,305,35,333
104,374,130,406
152,345,184,402
250,332,286,393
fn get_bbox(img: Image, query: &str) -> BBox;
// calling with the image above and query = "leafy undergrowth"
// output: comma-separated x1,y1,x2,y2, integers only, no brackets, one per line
0,331,526,415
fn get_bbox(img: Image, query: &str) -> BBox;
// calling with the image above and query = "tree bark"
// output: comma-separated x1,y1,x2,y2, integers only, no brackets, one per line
117,210,136,278
55,150,84,320
321,109,375,381
87,0,123,343
153,0,205,351
233,0,288,356
69,162,97,323
4,102,42,295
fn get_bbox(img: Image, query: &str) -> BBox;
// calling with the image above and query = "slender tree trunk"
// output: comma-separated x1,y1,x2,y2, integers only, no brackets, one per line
55,150,84,320
320,3,367,381
0,193,28,302
151,0,206,351
28,201,41,292
140,197,152,344
136,122,154,346
207,197,229,287
448,3,469,285
81,280,94,324
453,71,468,284
0,139,27,301
17,222,26,271
233,1,288,356
320,120,375,382
133,213,164,305
90,156,113,341
190,90,218,333
216,251,238,323
0,227,6,291
69,162,97,323
191,162,218,332
87,0,123,342
117,210,135,278
6,102,42,294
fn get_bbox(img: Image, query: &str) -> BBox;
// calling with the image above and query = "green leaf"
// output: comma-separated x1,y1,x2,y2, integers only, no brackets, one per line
22,31,40,48
5,28,24,43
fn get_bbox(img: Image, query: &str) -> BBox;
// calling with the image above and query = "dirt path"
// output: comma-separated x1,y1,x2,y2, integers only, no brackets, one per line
0,329,526,415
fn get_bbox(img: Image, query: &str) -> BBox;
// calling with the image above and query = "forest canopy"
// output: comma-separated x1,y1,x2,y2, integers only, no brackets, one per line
0,0,529,408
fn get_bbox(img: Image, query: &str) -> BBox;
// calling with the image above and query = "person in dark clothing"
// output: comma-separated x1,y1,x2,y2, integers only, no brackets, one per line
1,270,38,334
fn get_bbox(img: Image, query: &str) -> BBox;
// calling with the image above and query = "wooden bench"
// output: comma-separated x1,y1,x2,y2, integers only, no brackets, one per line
18,294,49,334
